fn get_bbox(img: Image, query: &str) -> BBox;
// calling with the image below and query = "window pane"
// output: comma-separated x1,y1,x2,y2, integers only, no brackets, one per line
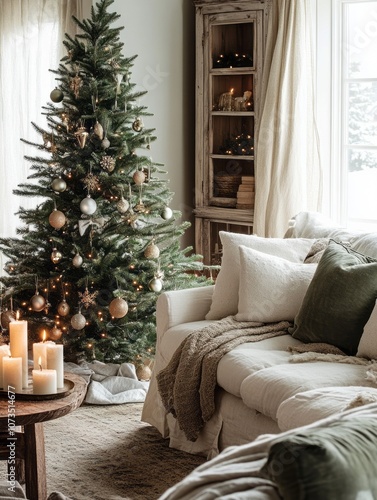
347,82,377,146
347,149,377,224
343,1,377,231
346,2,377,79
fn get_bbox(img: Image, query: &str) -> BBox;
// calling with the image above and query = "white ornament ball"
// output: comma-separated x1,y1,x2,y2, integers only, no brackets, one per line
72,253,83,268
133,170,146,186
80,196,97,215
144,243,160,259
71,312,86,330
51,248,62,264
101,137,110,149
149,278,163,293
57,300,70,317
116,197,129,214
31,293,46,312
49,209,66,229
109,298,129,319
51,178,67,193
162,207,173,220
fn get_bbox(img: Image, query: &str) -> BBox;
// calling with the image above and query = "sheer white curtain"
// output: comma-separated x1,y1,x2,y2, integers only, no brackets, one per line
0,0,89,250
253,0,322,237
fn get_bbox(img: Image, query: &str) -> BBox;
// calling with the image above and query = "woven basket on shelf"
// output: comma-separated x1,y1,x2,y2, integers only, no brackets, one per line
214,174,241,198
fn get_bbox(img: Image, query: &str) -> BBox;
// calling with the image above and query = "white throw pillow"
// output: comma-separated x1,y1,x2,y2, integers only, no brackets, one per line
357,300,377,359
205,232,315,320
235,246,317,322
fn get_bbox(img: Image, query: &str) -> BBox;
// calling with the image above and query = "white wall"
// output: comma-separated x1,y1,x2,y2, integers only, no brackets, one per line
111,0,196,248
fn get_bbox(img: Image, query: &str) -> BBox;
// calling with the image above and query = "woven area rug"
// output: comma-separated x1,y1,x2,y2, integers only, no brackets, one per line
44,403,205,500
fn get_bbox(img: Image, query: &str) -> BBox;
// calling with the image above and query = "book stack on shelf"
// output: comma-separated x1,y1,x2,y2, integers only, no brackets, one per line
236,176,255,209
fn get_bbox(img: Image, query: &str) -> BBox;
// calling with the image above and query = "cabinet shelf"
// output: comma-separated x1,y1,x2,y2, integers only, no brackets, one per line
210,68,255,75
211,111,255,117
211,154,254,160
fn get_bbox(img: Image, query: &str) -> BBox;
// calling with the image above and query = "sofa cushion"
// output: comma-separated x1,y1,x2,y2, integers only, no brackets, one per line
235,246,317,322
289,240,377,355
357,299,377,360
239,361,375,420
277,386,377,431
286,211,377,259
217,335,303,397
262,417,377,500
205,232,315,320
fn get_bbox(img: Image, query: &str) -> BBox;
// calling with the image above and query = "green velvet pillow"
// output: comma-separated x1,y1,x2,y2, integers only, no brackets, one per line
289,240,377,355
262,417,377,500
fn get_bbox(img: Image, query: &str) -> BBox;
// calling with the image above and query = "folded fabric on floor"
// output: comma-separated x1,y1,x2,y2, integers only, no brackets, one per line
64,360,148,405
156,316,291,442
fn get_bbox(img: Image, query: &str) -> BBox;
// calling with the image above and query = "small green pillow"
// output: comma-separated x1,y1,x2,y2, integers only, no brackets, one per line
262,417,377,500
289,240,377,354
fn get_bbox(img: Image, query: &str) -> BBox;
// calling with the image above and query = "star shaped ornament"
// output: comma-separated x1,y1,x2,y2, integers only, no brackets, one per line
79,287,99,309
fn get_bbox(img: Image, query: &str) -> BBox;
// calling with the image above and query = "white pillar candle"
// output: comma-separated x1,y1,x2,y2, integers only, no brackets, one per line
33,343,48,370
9,319,28,388
32,332,51,370
32,367,57,395
0,345,10,389
3,357,22,393
46,344,64,389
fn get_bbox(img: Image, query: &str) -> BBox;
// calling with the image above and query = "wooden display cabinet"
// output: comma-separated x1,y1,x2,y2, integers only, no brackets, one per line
193,0,271,264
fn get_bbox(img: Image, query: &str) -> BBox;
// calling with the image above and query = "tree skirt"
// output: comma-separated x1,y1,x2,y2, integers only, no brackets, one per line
65,360,149,405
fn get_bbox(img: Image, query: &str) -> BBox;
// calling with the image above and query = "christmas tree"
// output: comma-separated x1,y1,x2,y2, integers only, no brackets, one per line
0,0,207,365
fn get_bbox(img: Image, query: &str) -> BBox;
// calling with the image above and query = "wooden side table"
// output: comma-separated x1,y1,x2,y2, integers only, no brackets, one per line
0,372,87,500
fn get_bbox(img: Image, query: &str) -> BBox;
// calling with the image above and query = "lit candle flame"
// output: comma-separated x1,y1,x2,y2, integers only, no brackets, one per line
42,330,47,342
16,310,20,321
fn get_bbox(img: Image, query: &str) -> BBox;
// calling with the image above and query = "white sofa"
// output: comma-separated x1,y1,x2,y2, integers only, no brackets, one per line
141,212,377,458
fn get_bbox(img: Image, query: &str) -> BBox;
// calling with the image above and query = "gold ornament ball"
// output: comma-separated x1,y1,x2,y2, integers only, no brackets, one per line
51,178,67,193
50,326,63,340
116,197,129,214
71,312,86,330
57,300,70,317
144,243,160,259
132,118,143,132
49,209,66,229
51,249,62,264
133,170,146,186
50,88,64,103
94,121,104,140
109,298,129,319
136,364,152,381
149,278,163,293
72,253,83,268
31,294,46,312
0,310,15,330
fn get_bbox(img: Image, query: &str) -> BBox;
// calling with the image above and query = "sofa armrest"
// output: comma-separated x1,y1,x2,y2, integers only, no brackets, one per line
156,285,214,338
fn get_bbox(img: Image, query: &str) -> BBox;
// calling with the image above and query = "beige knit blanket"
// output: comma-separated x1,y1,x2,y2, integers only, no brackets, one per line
156,316,291,442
